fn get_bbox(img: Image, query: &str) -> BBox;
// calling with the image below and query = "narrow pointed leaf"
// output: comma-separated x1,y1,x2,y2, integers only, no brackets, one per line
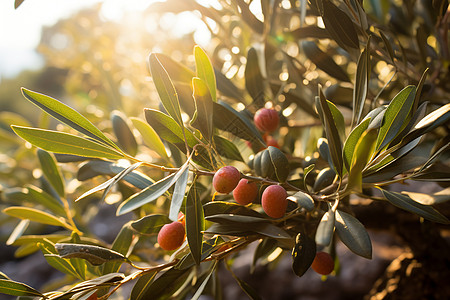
213,135,244,162
69,232,86,280
130,117,169,161
315,205,335,247
38,239,81,279
245,48,265,105
191,261,217,300
117,161,190,215
169,166,189,221
134,267,191,300
130,271,158,300
401,103,450,146
322,0,359,49
376,86,415,150
131,214,171,235
149,53,184,128
191,78,214,141
213,101,265,149
102,223,135,274
11,126,124,160
379,188,449,224
77,160,153,190
194,46,216,102
111,110,138,156
302,41,350,82
0,279,44,297
37,149,65,198
144,109,197,150
186,183,205,265
6,219,30,246
55,243,128,266
19,185,66,216
3,207,72,229
346,129,377,193
352,40,371,126
292,233,316,277
76,162,142,202
335,210,372,259
317,87,343,176
401,188,450,205
21,88,118,149
343,118,371,171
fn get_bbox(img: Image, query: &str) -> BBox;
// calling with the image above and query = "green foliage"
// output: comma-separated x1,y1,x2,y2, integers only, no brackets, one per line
2,0,450,299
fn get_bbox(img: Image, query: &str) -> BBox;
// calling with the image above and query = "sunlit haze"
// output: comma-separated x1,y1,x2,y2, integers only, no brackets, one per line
0,0,212,78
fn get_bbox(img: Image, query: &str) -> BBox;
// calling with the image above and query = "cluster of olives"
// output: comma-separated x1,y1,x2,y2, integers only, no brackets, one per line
213,166,288,219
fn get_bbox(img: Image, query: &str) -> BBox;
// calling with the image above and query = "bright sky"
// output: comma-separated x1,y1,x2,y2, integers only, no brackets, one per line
0,0,212,79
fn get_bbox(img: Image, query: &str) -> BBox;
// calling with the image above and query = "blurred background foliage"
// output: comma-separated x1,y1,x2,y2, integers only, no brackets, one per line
0,0,449,298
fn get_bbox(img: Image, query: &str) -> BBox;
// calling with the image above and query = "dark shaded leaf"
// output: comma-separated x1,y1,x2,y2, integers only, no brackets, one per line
52,273,125,300
252,239,278,273
400,103,450,146
213,135,244,162
335,210,372,259
401,188,450,205
191,261,217,300
205,214,269,224
379,31,395,63
186,183,205,265
378,188,449,224
213,101,265,149
111,110,138,156
0,280,44,298
37,149,65,198
131,214,171,235
288,26,330,39
317,88,343,177
352,38,371,127
322,0,359,49
11,126,124,160
102,223,134,274
149,54,184,128
226,261,262,300
134,267,191,300
176,237,221,270
203,201,263,218
245,48,266,106
302,41,350,82
55,243,128,266
214,68,244,101
130,271,158,300
287,191,315,212
292,233,316,277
